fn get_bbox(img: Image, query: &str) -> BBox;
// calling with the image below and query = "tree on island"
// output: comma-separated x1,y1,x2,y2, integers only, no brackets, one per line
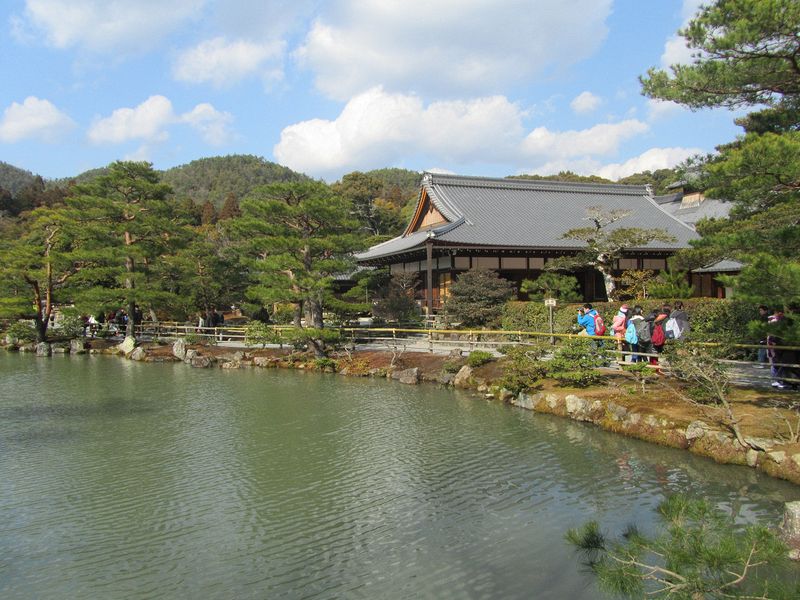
65,161,188,339
546,207,675,300
445,269,514,328
227,181,366,356
0,206,86,342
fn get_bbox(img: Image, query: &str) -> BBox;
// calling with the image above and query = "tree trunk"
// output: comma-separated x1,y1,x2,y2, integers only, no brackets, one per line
34,317,47,343
124,230,136,339
598,266,616,301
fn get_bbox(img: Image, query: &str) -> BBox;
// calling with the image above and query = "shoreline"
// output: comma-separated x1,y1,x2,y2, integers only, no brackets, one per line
7,336,800,487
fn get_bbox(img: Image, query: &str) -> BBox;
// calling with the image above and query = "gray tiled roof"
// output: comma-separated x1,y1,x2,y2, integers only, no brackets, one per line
654,193,732,228
693,259,743,273
358,173,699,262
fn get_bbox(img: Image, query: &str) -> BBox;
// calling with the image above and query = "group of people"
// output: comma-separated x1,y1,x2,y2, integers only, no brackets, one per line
197,309,225,330
577,301,690,364
80,308,142,337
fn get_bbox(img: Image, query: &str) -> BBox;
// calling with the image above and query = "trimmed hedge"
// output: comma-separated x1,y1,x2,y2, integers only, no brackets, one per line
501,298,761,346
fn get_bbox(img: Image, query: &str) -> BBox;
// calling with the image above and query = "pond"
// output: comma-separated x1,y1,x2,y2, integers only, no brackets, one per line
0,352,797,599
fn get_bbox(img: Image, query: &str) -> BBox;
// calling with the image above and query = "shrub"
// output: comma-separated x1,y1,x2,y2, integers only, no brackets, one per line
313,357,338,371
442,359,463,374
499,345,549,395
55,313,85,339
520,272,581,302
446,269,514,328
466,350,494,368
271,304,296,325
244,320,279,348
5,320,38,343
547,337,610,388
183,332,206,345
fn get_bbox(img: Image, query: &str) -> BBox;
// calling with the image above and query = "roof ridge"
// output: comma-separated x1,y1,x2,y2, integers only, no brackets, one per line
423,172,648,196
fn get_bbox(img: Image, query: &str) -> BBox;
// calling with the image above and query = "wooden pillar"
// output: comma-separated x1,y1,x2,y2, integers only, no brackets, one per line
426,239,434,317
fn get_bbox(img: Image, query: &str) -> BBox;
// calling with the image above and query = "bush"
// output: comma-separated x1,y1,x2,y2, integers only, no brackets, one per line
312,357,338,371
244,320,280,347
446,269,514,328
499,345,549,395
466,350,494,368
442,359,463,373
5,320,38,343
55,313,85,339
547,337,610,388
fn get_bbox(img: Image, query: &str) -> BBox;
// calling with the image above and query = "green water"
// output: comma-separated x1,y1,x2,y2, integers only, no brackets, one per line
0,352,797,599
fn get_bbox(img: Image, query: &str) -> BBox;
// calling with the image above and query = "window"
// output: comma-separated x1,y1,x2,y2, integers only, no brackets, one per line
475,256,500,269
501,257,527,270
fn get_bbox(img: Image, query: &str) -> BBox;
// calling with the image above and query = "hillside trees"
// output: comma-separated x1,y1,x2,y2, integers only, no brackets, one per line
227,181,366,355
333,171,405,237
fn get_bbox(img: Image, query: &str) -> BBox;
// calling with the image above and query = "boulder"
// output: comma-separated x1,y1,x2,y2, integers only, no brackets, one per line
746,449,761,467
190,355,213,368
18,343,35,353
685,420,709,441
51,343,69,354
497,388,514,403
253,357,272,368
35,342,51,357
172,338,187,361
607,402,628,421
221,361,241,369
129,347,147,361
5,333,18,346
184,349,198,363
453,365,474,388
392,367,420,385
436,372,455,386
768,450,787,465
70,338,87,354
116,336,136,355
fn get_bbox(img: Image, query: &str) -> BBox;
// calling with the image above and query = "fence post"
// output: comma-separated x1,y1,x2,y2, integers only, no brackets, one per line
429,330,433,353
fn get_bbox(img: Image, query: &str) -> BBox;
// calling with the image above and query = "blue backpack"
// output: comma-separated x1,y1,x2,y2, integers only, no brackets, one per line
625,321,638,345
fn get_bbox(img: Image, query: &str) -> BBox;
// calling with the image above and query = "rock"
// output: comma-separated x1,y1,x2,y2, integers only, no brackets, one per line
253,357,272,368
744,437,777,452
768,451,787,465
70,338,87,354
392,367,420,385
624,413,641,427
477,384,489,393
232,351,245,362
51,343,69,354
5,334,18,346
746,449,761,467
190,355,212,368
18,343,35,353
780,501,800,560
447,349,463,358
172,338,187,360
35,342,51,357
565,394,588,415
497,388,514,402
546,394,560,409
645,415,659,428
221,361,240,369
453,365,474,388
129,347,147,361
512,392,535,410
607,402,628,421
116,336,136,355
184,349,198,363
436,372,455,386
792,454,800,469
368,368,384,377
685,420,709,441
484,393,494,399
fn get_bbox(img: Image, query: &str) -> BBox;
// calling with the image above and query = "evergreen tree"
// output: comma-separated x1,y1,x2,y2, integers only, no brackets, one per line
200,200,217,225
446,269,514,328
64,161,187,338
227,181,366,354
218,192,241,220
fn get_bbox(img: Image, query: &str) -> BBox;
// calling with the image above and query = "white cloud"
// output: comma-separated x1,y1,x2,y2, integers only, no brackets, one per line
275,87,656,179
596,147,701,180
88,95,234,146
0,96,75,143
14,0,204,52
173,37,285,87
274,87,524,176
660,0,706,67
647,98,685,121
88,96,175,144
296,0,613,99
570,91,602,114
181,103,234,145
522,120,649,160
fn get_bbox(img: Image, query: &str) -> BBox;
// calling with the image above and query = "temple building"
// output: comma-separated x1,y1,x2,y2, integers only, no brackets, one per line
357,173,705,313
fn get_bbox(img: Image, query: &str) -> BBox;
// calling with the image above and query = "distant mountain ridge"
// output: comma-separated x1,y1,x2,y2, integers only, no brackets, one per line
0,161,38,195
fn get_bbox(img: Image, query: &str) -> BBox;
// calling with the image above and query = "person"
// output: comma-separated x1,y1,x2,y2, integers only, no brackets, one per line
197,313,206,332
629,306,649,362
611,304,629,361
645,305,670,364
87,314,98,338
767,334,799,390
577,303,599,336
756,305,770,368
668,301,690,340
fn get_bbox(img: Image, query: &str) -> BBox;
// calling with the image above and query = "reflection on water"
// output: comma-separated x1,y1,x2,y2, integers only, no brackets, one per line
0,352,797,599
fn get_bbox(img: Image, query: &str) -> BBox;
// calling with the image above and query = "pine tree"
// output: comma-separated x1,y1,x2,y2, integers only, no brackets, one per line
200,200,217,225
218,192,241,220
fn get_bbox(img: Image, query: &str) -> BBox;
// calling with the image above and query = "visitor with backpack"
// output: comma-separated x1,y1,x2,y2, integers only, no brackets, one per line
577,303,605,337
612,304,629,360
666,301,690,340
649,305,671,364
628,306,649,362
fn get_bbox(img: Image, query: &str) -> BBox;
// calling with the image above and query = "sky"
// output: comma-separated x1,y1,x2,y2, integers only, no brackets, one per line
0,0,744,182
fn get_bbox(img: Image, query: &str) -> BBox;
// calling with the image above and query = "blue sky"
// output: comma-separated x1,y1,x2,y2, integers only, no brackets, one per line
0,0,742,182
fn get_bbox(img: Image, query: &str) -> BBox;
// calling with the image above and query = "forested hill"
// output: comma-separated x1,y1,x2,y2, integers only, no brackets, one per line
161,155,309,206
0,161,37,195
510,168,680,196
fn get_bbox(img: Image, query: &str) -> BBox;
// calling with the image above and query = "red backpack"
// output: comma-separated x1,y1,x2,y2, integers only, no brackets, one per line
651,321,666,346
593,313,606,336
